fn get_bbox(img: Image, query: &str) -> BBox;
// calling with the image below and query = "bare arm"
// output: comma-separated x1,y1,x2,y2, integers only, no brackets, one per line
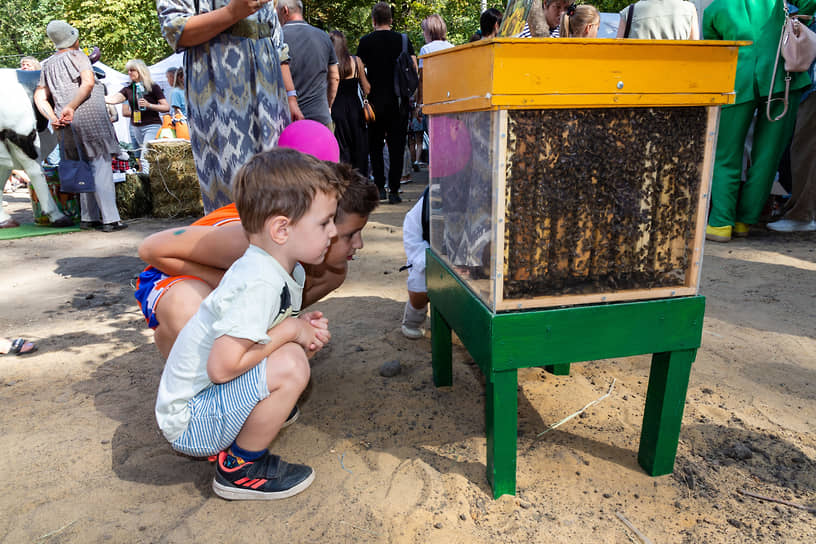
141,97,170,113
357,57,371,95
138,224,249,288
207,317,322,383
688,6,700,40
105,92,126,105
616,14,626,38
301,261,347,308
34,86,60,127
281,62,304,121
326,64,339,108
177,0,262,47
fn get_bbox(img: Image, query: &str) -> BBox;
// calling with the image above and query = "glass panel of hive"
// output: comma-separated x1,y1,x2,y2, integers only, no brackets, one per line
428,111,498,308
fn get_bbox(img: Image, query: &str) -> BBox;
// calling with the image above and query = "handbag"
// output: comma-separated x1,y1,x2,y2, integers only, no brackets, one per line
353,55,375,124
58,127,96,193
767,10,816,121
359,89,376,124
782,14,816,72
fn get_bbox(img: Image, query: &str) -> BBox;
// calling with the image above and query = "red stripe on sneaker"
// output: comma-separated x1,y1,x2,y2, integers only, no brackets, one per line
249,479,267,489
234,478,251,485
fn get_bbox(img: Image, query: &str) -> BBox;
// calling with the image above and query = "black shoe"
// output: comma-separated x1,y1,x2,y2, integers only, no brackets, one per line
213,451,314,500
281,404,299,429
50,216,75,228
378,187,387,201
388,193,402,204
101,221,128,233
80,221,102,230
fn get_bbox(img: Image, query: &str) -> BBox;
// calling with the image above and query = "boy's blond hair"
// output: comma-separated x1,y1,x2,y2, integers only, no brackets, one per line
232,148,346,234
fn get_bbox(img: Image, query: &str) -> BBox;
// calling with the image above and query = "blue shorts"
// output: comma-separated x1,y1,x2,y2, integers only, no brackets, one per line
171,358,270,457
134,267,203,329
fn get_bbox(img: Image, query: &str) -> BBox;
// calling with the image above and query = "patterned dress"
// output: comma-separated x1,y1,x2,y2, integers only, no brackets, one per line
157,0,290,212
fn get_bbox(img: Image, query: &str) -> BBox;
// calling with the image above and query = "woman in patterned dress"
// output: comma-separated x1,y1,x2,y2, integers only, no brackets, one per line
156,0,301,212
34,20,125,232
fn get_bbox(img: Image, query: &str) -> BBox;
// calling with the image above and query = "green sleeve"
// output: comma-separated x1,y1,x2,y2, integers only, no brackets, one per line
793,0,816,16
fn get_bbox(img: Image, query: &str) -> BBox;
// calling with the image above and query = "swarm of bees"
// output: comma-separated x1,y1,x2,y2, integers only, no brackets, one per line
502,107,707,299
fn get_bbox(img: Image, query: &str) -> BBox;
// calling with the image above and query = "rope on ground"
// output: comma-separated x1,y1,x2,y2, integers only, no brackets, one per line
615,512,653,544
536,378,616,437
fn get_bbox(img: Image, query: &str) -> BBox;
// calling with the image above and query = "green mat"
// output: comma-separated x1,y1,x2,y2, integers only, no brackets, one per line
0,222,80,240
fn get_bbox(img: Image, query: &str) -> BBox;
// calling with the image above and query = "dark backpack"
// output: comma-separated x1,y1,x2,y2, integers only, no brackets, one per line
393,33,419,108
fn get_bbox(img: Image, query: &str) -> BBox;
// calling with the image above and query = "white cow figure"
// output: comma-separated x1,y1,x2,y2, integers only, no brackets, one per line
0,68,70,228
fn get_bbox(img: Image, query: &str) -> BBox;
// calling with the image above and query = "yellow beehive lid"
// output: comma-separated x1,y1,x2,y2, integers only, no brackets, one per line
421,38,748,114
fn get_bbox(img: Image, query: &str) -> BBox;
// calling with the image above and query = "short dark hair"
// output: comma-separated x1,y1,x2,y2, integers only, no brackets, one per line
233,148,345,234
331,163,380,220
480,8,503,37
372,2,393,26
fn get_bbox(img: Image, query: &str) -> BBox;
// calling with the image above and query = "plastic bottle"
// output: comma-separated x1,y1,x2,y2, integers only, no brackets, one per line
135,82,146,110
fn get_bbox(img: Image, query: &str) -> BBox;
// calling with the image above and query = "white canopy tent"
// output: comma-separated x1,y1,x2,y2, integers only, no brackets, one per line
149,52,185,93
92,53,185,145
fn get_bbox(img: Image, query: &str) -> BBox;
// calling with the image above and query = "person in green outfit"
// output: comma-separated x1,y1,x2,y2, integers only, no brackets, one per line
703,0,816,242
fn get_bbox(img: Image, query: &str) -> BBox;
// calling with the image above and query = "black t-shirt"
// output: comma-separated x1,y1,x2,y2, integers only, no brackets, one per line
356,29,415,108
119,83,166,126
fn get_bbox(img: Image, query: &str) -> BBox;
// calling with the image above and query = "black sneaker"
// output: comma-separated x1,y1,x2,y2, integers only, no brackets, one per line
378,187,387,201
388,192,402,204
80,221,102,230
212,451,314,500
281,404,299,428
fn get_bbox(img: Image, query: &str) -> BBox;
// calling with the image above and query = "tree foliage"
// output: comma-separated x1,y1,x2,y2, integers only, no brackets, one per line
64,0,172,70
0,0,65,67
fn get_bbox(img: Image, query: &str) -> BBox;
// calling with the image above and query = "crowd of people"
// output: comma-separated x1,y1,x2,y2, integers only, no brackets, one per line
3,0,816,504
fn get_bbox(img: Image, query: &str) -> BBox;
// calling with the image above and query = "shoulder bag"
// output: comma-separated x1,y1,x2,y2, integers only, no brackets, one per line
767,9,816,121
58,126,96,193
354,56,375,124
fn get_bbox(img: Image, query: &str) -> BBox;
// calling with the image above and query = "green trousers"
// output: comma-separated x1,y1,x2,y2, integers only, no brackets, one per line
709,91,801,227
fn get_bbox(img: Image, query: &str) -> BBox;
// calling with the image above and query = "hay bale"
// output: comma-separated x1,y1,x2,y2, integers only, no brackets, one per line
116,173,152,219
146,139,203,217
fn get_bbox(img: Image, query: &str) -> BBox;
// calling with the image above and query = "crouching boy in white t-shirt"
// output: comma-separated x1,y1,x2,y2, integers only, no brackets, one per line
155,148,345,500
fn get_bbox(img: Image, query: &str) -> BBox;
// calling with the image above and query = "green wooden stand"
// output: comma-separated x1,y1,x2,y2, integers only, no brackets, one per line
426,251,704,498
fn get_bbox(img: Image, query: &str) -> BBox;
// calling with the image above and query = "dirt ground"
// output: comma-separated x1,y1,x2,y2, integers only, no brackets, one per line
1,177,814,543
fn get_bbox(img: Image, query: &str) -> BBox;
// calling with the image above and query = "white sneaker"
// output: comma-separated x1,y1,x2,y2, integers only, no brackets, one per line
767,218,816,232
401,324,425,339
401,301,427,339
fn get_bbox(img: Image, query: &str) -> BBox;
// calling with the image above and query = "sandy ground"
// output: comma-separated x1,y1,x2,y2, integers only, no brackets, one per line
1,177,815,543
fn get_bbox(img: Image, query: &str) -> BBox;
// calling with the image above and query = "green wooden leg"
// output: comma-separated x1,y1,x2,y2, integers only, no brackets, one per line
486,369,518,498
638,349,696,476
544,364,571,375
431,304,452,387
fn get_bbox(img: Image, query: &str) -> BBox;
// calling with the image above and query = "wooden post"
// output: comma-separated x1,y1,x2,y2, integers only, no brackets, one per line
486,369,518,498
638,348,696,475
431,304,453,387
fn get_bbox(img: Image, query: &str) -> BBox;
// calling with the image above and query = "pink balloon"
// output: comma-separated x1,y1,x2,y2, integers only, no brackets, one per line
277,120,340,163
429,116,471,178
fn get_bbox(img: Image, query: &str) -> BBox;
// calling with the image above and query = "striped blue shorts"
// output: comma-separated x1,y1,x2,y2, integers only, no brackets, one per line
171,358,270,457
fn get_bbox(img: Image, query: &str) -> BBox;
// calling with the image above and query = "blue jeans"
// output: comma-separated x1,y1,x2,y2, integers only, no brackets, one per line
130,123,162,174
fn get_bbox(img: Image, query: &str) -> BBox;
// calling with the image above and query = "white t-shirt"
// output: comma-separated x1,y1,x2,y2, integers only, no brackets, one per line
155,245,305,442
418,40,454,69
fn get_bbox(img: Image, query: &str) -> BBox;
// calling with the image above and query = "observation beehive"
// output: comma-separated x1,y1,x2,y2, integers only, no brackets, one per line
422,38,742,311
